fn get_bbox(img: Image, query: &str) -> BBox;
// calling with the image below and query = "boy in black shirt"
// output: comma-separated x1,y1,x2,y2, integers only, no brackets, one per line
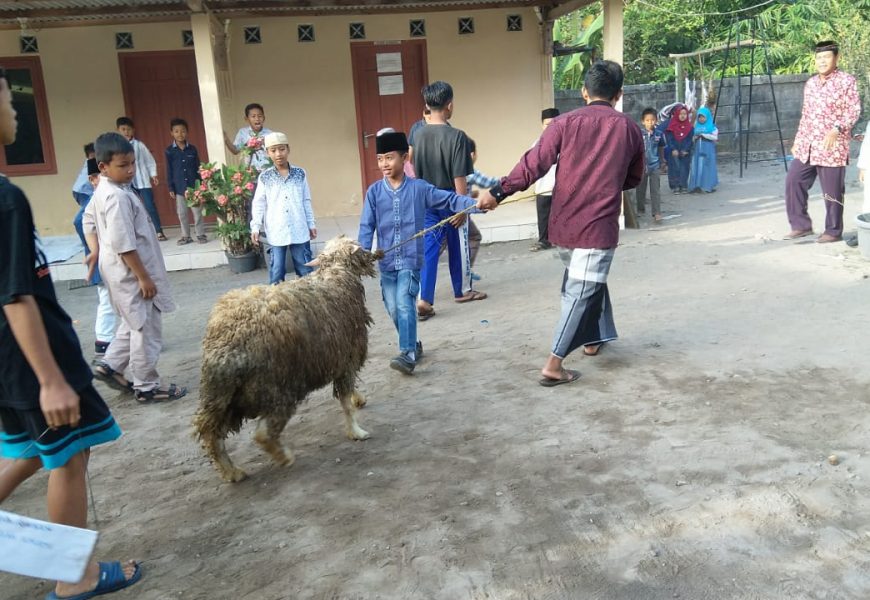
412,81,486,320
0,72,141,598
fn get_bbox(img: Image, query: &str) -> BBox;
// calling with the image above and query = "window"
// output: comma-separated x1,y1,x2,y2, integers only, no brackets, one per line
182,30,194,47
507,15,523,32
0,57,56,176
19,36,39,54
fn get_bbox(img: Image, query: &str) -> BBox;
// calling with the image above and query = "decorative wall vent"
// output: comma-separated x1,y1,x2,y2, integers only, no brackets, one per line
243,26,261,44
410,19,426,37
349,22,365,40
115,32,134,49
458,17,474,35
298,24,315,42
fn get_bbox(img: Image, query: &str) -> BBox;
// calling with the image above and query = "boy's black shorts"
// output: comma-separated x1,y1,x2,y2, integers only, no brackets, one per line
0,384,122,469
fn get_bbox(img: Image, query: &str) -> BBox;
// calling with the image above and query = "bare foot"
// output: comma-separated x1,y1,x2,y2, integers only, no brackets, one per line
54,560,139,597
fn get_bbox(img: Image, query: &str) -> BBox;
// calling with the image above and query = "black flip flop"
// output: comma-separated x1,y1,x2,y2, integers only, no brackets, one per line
539,369,581,387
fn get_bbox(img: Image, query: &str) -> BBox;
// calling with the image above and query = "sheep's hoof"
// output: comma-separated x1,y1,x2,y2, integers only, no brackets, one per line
347,426,370,441
273,449,296,467
220,467,248,483
351,392,367,409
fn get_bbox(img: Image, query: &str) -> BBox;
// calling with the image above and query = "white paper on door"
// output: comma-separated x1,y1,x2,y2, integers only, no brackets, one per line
378,75,404,96
376,52,402,73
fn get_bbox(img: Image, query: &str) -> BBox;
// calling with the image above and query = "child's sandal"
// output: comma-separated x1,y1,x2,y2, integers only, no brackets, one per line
135,384,188,404
92,362,134,392
157,232,169,241
177,237,193,246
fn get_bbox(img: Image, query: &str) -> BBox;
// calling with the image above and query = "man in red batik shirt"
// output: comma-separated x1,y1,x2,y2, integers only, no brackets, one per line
784,41,861,243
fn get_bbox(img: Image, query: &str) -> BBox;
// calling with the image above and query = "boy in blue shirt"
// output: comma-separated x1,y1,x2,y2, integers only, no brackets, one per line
358,131,485,375
165,118,205,245
636,107,666,222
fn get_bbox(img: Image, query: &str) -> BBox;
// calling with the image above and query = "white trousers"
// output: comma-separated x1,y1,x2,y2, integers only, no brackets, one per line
95,284,117,343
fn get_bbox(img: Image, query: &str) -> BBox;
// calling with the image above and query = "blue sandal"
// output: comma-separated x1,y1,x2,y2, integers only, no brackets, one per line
46,561,142,600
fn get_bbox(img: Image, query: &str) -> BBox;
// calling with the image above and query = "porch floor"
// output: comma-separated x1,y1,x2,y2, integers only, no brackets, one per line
49,198,541,282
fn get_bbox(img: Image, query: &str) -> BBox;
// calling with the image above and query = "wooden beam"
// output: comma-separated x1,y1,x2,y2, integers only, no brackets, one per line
668,39,759,60
545,0,596,21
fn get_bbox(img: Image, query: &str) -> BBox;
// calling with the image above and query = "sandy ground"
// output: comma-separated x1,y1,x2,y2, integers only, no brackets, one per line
4,159,870,600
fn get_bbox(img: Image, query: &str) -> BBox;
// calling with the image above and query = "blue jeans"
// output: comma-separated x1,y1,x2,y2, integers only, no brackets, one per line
72,191,91,249
269,242,313,284
72,192,102,285
380,269,420,358
133,186,163,233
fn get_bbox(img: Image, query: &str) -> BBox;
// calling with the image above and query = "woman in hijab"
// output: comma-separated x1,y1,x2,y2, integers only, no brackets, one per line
664,105,694,194
688,106,719,193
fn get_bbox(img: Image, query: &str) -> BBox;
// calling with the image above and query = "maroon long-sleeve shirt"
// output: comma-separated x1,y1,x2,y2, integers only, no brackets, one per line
493,101,645,249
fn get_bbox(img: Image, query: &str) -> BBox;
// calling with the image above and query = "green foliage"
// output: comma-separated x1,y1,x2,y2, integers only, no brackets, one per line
554,0,870,114
185,162,258,256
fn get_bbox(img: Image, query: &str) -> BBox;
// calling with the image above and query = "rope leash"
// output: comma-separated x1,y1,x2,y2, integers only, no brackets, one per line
376,191,538,256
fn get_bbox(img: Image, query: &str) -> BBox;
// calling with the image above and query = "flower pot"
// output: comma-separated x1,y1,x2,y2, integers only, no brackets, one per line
225,251,258,274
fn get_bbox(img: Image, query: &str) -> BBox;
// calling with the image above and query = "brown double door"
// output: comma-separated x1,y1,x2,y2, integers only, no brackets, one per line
118,50,209,227
350,40,428,190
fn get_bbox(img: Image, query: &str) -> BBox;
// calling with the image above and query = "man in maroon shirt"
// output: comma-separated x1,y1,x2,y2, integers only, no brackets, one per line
479,60,644,386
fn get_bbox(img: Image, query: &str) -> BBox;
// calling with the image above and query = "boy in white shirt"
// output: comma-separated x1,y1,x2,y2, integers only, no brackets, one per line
250,132,317,284
116,116,166,241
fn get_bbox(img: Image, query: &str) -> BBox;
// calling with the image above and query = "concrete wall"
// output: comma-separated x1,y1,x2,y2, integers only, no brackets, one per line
556,73,812,156
0,23,190,234
0,7,549,235
226,8,547,219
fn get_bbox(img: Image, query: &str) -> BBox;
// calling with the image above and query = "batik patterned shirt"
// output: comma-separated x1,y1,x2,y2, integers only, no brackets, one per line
793,69,861,167
250,166,316,247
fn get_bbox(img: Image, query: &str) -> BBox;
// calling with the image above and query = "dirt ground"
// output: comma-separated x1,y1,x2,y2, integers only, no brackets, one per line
4,160,870,600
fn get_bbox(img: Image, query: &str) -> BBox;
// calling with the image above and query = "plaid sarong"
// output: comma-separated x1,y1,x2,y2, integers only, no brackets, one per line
551,248,618,359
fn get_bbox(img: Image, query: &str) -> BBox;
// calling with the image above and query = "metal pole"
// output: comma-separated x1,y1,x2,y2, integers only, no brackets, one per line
713,18,733,126
736,21,744,178
745,17,757,173
676,58,684,103
760,19,789,173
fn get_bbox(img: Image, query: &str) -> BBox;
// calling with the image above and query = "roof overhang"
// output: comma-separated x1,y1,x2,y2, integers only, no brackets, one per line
0,0,597,30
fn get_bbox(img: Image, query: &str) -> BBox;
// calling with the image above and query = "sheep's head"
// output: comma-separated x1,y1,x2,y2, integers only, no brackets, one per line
308,236,377,278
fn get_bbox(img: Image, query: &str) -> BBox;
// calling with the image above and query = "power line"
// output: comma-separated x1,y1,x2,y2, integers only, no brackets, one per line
623,0,779,17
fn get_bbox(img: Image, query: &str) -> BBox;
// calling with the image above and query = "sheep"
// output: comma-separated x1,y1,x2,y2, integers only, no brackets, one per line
193,236,378,482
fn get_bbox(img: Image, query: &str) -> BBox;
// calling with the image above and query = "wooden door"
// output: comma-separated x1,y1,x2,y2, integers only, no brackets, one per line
350,40,428,190
118,50,209,227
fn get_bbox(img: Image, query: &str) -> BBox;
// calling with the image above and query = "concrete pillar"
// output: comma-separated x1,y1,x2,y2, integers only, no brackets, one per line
602,0,624,112
191,13,228,165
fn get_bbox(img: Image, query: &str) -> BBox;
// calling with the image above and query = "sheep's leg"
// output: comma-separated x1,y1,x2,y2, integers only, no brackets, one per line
254,416,295,467
202,433,248,483
335,377,370,440
351,390,367,409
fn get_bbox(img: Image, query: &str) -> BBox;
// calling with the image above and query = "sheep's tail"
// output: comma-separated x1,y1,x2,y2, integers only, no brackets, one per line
192,356,244,444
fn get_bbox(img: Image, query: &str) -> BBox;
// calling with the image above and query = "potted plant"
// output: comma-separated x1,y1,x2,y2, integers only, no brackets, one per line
186,162,259,273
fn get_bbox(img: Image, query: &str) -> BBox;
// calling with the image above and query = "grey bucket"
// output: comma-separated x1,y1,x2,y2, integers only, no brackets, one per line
857,214,870,260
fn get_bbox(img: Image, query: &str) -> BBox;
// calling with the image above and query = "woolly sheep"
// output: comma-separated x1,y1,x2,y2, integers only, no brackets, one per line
193,237,377,482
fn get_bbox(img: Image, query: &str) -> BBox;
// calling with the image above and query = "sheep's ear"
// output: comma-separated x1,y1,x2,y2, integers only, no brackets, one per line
351,245,361,254
305,257,321,267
